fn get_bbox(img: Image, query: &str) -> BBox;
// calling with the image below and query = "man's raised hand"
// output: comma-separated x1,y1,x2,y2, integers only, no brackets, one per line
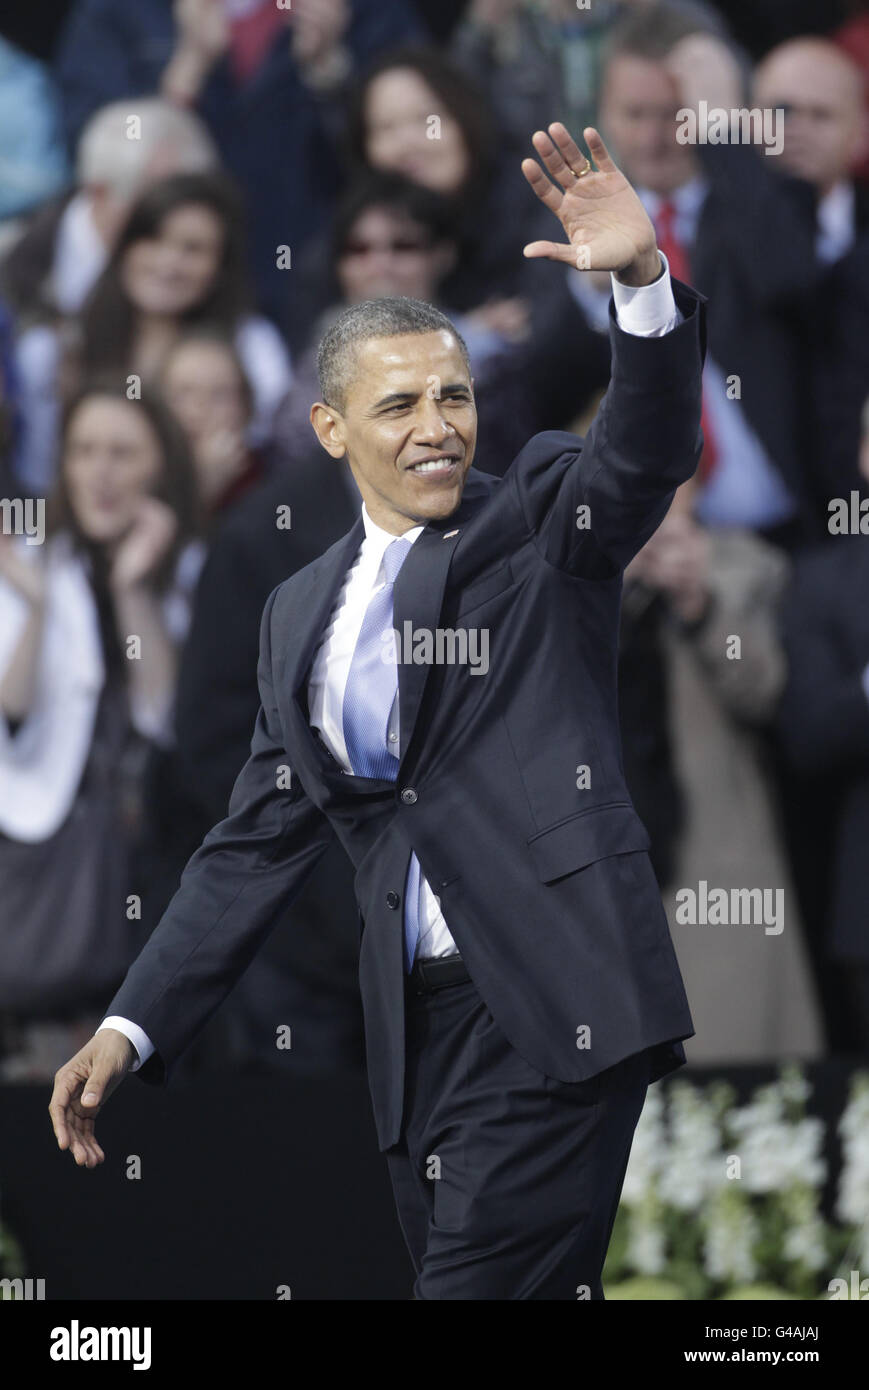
521,123,661,286
48,1030,136,1168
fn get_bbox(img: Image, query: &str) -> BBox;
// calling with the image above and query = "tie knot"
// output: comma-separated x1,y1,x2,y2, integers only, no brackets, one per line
382,535,412,585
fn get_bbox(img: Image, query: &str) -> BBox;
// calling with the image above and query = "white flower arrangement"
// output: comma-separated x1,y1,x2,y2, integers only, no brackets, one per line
834,1074,869,1271
605,1063,866,1299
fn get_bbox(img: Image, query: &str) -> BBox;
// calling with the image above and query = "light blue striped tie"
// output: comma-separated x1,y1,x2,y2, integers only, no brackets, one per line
343,536,421,971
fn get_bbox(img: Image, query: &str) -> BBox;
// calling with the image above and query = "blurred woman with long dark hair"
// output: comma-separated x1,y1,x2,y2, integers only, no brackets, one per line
0,380,200,1079
13,172,292,492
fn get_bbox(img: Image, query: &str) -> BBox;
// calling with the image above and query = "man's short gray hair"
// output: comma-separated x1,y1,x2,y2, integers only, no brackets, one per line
602,0,727,67
76,99,218,195
316,297,470,413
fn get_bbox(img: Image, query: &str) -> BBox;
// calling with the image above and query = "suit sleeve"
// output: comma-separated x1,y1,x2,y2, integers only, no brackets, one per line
511,279,706,578
103,584,336,1084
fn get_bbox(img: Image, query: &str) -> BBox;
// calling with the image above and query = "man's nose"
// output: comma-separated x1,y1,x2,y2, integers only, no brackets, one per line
413,401,456,442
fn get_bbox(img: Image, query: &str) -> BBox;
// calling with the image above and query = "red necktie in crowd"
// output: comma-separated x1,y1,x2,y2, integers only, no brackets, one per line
228,1,287,85
654,199,718,481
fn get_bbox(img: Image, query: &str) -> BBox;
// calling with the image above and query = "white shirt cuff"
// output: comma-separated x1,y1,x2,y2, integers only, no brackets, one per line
97,1017,155,1072
611,251,681,337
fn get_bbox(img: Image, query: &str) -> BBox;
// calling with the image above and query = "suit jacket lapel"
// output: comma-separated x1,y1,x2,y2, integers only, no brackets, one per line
282,516,364,712
392,524,462,766
392,472,491,767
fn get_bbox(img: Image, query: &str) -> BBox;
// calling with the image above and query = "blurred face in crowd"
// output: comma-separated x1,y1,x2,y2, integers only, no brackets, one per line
337,207,456,303
600,54,698,193
162,339,250,443
88,144,218,250
120,203,224,318
310,330,477,533
753,40,867,193
364,69,472,195
63,396,163,543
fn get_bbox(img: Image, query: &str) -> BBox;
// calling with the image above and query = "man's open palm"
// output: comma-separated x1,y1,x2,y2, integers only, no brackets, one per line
521,123,658,276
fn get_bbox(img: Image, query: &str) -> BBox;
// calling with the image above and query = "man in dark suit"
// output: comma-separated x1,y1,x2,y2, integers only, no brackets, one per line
778,399,869,1054
50,121,704,1300
589,9,830,547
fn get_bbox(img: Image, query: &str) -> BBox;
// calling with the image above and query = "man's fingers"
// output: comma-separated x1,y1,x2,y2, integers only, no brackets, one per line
583,126,618,175
81,1071,108,1107
50,1037,129,1168
546,121,594,176
530,127,582,189
48,1071,78,1149
520,157,562,213
522,240,586,266
49,1057,114,1162
69,1108,104,1168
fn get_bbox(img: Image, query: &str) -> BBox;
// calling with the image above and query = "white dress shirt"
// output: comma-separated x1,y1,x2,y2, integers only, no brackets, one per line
0,535,204,842
815,180,856,265
51,191,107,315
99,261,681,1070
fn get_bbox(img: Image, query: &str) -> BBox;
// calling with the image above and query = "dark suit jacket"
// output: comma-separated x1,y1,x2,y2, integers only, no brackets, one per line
778,537,869,964
135,451,367,1072
809,196,869,506
690,142,823,537
106,279,705,1150
174,453,359,821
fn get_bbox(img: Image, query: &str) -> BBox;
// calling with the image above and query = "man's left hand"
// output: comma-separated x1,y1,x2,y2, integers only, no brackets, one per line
521,123,661,286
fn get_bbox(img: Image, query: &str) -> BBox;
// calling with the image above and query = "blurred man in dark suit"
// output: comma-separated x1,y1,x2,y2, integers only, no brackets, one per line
779,396,869,1054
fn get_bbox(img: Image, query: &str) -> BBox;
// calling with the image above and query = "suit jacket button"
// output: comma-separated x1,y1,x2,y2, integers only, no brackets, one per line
386,891,400,909
400,788,418,804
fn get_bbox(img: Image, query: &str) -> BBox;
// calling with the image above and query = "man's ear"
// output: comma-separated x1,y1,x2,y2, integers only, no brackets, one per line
310,401,347,458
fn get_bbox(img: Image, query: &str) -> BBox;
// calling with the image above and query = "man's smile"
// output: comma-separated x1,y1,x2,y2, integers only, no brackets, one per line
405,453,462,479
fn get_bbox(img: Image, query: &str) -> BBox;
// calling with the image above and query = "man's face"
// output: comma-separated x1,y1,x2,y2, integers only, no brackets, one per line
753,45,867,192
311,330,476,535
336,207,454,304
600,54,699,194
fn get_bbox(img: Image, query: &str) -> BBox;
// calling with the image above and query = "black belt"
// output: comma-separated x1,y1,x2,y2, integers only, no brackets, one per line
407,954,470,995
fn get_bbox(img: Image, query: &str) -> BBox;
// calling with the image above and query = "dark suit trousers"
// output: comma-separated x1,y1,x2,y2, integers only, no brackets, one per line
384,974,650,1300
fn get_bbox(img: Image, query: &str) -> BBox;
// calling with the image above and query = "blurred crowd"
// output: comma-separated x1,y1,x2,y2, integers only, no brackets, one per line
1,0,868,1082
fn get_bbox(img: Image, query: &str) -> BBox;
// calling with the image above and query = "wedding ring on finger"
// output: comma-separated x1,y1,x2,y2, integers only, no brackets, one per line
568,157,592,179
